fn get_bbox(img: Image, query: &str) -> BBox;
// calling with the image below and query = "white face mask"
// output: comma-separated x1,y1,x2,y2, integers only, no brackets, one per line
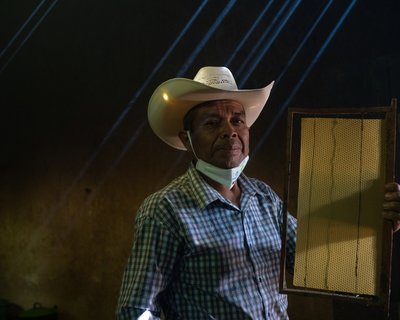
186,131,249,189
196,156,249,189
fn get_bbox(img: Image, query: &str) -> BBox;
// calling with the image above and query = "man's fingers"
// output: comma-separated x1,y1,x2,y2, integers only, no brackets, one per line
384,191,400,201
383,182,400,232
383,201,400,212
383,210,400,220
384,182,400,192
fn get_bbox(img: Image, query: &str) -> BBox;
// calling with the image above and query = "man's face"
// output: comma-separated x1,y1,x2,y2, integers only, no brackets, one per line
184,100,250,169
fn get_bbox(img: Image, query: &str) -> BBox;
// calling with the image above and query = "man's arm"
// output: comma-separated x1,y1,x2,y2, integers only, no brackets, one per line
116,210,182,320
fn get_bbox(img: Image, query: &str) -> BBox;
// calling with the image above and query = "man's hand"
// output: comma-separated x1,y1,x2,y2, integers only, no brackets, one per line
383,182,400,232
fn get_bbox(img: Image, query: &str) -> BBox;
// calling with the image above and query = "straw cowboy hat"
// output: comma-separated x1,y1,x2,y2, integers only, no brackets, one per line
148,66,274,150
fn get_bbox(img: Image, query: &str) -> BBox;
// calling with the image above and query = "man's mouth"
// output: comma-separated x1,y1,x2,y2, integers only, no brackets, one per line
217,141,242,150
216,144,242,155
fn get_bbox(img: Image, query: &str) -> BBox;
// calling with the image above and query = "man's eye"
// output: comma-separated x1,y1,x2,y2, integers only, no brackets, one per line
204,120,219,126
232,118,245,125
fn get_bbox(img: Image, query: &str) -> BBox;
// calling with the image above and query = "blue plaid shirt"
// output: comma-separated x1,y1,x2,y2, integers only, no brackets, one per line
116,164,296,319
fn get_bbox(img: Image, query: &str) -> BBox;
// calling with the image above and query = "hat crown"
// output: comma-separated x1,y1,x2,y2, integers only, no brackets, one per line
193,66,238,91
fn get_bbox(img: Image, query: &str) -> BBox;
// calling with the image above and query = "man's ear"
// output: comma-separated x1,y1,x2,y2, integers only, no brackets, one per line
178,131,192,151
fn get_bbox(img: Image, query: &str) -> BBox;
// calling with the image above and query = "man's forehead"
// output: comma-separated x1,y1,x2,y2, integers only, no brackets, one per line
195,100,245,115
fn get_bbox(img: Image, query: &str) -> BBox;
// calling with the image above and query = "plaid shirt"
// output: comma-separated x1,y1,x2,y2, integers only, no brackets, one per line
116,164,296,320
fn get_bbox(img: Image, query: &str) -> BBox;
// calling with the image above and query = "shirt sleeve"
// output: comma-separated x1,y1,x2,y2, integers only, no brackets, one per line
116,205,182,319
261,182,297,273
285,213,297,274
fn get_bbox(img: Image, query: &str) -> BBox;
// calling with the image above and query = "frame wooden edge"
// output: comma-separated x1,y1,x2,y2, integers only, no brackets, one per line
279,101,398,316
380,98,397,315
279,107,295,293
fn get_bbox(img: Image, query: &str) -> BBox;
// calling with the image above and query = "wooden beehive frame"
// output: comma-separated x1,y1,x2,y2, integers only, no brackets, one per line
280,99,397,314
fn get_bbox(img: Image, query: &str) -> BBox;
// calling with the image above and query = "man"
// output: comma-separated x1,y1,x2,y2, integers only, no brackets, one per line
116,66,400,319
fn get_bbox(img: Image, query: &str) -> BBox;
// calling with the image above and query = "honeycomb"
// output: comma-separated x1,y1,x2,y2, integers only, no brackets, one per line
293,117,386,295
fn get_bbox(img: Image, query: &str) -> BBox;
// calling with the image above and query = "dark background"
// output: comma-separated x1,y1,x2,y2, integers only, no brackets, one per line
0,0,399,319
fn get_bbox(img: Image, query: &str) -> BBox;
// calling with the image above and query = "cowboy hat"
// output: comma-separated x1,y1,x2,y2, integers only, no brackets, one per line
148,66,274,150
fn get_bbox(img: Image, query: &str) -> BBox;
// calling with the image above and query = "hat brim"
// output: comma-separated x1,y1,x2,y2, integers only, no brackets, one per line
148,78,274,150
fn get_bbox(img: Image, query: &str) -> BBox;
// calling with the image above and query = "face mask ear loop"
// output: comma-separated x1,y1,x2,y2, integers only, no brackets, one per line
186,131,199,160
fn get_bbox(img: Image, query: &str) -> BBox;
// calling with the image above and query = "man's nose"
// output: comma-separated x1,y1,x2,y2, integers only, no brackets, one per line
220,121,237,138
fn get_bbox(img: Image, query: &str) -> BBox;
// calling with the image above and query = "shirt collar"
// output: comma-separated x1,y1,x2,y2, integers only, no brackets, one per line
186,163,264,210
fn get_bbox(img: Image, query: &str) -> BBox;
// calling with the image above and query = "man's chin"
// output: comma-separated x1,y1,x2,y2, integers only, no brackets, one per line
216,157,246,169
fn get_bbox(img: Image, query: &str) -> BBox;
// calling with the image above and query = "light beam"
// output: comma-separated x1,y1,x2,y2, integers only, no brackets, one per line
225,1,275,67
0,0,60,75
251,0,358,157
238,0,302,88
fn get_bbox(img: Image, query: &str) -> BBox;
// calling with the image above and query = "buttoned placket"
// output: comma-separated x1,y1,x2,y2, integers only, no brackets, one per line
239,192,269,320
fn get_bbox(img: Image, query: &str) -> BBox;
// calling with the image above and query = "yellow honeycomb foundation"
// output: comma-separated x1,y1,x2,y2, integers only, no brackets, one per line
293,117,385,295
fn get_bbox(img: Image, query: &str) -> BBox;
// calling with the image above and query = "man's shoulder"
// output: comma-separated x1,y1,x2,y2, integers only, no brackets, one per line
138,172,194,216
132,173,194,238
